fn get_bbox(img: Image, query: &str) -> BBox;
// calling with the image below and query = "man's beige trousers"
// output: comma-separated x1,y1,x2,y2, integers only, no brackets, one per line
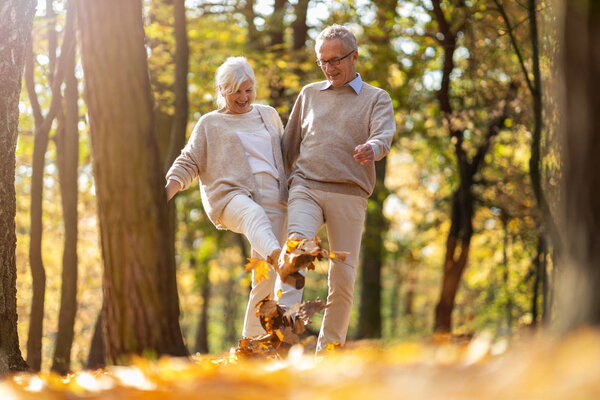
287,184,368,353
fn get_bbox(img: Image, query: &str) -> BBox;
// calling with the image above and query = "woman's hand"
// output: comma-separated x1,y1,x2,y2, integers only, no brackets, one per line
165,179,182,201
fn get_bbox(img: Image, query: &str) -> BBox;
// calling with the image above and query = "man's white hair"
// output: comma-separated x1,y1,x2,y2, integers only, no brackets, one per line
315,24,358,53
215,56,257,108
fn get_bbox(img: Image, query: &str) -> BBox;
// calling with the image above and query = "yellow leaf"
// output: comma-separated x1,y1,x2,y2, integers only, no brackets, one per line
277,289,282,298
285,238,303,252
245,258,271,283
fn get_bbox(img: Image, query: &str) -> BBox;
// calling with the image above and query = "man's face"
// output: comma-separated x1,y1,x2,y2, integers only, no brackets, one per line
316,38,357,88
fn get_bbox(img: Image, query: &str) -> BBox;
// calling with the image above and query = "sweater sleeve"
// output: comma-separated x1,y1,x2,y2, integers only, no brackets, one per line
282,90,305,176
366,90,396,161
165,118,207,190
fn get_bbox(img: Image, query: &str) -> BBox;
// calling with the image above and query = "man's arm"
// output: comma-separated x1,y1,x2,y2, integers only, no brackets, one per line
365,90,396,162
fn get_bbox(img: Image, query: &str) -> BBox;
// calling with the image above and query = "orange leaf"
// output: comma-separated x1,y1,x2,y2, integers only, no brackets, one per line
329,251,349,261
245,258,271,283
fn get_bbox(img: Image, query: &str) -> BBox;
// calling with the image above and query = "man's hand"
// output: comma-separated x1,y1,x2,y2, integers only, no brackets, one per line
165,179,182,201
353,143,374,166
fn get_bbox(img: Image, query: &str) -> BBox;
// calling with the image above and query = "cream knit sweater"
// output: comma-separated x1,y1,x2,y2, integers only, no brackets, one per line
282,81,396,197
166,104,287,228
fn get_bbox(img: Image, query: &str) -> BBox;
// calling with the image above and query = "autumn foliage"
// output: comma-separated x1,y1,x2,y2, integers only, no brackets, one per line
2,329,600,399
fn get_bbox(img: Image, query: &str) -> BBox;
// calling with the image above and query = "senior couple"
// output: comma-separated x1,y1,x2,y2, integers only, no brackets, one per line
165,24,395,354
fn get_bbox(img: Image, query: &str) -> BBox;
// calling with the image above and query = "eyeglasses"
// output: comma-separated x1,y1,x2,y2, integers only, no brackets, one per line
315,51,355,67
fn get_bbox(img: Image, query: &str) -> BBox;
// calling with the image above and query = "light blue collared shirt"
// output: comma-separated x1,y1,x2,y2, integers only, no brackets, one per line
320,73,363,95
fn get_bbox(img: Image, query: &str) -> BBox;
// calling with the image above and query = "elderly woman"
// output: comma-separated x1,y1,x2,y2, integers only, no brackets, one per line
165,57,300,339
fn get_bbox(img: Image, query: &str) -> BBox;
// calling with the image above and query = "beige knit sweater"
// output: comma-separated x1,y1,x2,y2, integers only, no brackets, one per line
166,104,287,228
282,81,396,197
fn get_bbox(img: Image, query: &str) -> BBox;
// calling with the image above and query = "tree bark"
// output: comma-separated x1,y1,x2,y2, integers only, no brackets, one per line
52,0,79,375
555,0,600,331
0,0,36,375
86,310,106,370
78,0,186,363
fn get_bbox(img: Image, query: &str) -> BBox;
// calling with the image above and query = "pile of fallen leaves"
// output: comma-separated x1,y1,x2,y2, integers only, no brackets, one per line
2,328,600,399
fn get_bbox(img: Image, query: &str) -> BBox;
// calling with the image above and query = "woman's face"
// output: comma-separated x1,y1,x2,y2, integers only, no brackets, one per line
222,79,255,114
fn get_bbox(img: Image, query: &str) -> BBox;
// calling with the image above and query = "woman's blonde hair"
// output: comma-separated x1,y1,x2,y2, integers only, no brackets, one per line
215,57,257,108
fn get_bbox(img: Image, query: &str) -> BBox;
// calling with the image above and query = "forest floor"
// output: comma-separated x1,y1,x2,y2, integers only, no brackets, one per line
2,328,600,399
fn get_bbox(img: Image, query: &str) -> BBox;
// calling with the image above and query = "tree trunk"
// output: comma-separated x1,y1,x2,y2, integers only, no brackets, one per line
357,159,386,338
26,2,56,370
242,0,261,50
268,0,287,49
292,0,309,51
86,310,106,370
434,185,473,332
194,262,211,354
52,0,79,375
25,0,75,370
0,0,36,375
531,235,546,326
431,0,516,332
77,0,186,363
224,272,238,346
356,0,397,340
555,0,600,331
157,0,190,357
501,212,512,332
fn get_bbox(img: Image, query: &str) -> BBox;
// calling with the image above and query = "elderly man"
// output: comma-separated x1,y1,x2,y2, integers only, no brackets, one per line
282,24,396,353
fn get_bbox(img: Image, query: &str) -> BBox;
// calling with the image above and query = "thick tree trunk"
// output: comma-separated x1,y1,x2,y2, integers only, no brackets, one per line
52,0,79,375
0,0,36,375
555,0,600,331
78,0,186,362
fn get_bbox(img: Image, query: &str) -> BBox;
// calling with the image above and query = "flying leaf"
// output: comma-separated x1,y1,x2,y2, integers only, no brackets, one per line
329,251,349,261
245,258,271,283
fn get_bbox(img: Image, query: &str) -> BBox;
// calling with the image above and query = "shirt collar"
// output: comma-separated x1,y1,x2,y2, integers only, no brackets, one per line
320,73,363,95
